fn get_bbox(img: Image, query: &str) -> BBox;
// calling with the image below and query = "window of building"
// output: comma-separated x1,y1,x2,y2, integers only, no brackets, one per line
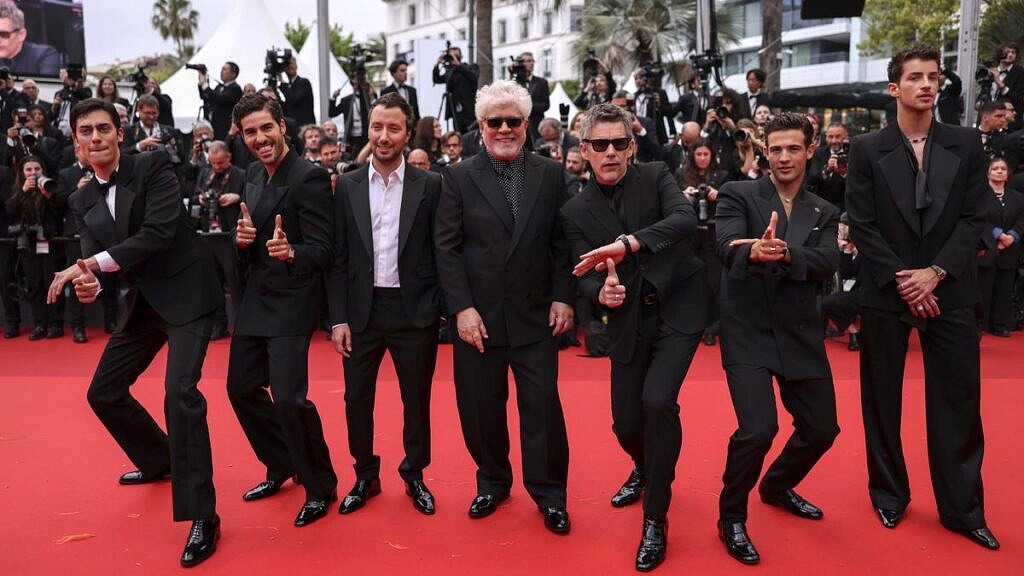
459,0,468,13
543,11,553,35
724,50,760,77
393,43,400,59
458,28,467,40
542,48,553,78
570,6,583,32
520,15,529,40
408,3,416,26
498,19,507,44
439,32,447,40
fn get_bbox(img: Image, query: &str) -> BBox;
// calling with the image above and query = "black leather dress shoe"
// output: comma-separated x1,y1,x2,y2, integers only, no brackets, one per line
209,325,230,341
28,325,46,341
338,478,381,514
3,325,18,339
540,507,571,534
759,488,824,520
468,493,509,519
72,326,88,343
876,507,904,529
957,526,1000,550
180,515,220,567
636,515,668,572
703,333,717,346
46,326,64,339
405,480,435,515
295,491,337,527
719,520,760,565
848,332,860,351
119,469,170,485
242,475,294,501
611,467,646,508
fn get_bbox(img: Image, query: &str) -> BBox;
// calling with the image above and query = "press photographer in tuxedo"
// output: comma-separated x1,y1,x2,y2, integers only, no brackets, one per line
46,99,223,567
198,61,243,140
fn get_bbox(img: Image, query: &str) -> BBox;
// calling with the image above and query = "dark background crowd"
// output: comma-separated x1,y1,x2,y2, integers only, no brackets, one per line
1,40,1022,349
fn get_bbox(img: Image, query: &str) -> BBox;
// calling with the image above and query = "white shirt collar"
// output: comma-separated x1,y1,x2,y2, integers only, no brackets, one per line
368,157,406,185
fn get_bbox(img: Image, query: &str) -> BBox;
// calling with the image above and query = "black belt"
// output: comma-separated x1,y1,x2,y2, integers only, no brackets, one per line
373,287,402,298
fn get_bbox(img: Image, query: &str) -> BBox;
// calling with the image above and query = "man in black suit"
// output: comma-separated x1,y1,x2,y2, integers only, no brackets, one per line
846,44,999,550
935,67,962,125
986,43,1024,116
534,117,579,162
329,84,372,157
327,93,442,516
633,69,676,145
122,95,177,156
46,99,223,567
432,45,478,133
380,59,420,124
280,57,316,127
226,94,338,528
198,62,243,140
20,79,50,120
561,103,710,571
713,112,841,565
0,3,59,77
435,80,575,534
806,122,850,211
518,52,550,147
740,68,770,120
611,91,661,163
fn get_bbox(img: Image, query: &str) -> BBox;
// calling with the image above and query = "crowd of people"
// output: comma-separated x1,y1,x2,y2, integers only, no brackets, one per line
0,38,1017,571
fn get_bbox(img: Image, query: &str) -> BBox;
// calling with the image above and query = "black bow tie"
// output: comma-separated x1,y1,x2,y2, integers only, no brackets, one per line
96,171,118,196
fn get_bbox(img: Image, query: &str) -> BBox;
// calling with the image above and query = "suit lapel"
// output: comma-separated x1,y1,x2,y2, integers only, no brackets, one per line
582,179,625,238
253,151,297,229
468,154,515,234
784,193,820,247
921,124,961,236
876,125,922,236
348,168,374,259
754,178,782,235
398,167,424,256
622,167,641,233
112,156,137,242
509,154,542,256
82,188,118,250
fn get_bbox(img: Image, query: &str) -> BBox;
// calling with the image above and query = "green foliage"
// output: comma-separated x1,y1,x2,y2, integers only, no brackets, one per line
151,0,199,62
980,0,1024,64
858,0,959,57
284,18,312,53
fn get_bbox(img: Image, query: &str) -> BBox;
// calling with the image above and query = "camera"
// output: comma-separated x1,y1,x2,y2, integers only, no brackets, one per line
695,184,710,222
733,129,748,143
582,48,601,82
66,63,84,82
264,47,292,88
128,62,150,93
0,66,9,80
756,155,770,171
508,55,528,84
36,176,57,195
7,223,42,252
186,63,208,75
201,188,221,232
440,40,455,67
195,133,213,152
345,43,379,86
715,106,730,120
638,61,665,90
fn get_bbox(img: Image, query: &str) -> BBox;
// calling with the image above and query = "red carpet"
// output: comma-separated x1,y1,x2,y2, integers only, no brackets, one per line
1,331,1021,574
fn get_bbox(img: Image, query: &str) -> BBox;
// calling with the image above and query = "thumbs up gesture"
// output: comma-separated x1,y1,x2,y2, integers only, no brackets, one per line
598,258,626,308
266,213,294,262
71,259,101,304
236,202,256,248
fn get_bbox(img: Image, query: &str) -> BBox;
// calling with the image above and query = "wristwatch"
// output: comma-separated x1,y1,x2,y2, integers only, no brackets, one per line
930,264,946,280
616,234,633,254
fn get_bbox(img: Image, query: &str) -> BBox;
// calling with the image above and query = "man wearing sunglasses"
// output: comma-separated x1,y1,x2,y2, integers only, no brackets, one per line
560,103,709,572
435,80,575,535
0,2,59,78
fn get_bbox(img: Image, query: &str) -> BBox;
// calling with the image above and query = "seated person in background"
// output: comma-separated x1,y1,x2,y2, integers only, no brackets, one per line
434,130,464,170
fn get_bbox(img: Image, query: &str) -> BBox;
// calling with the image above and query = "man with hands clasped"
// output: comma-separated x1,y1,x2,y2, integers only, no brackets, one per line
560,103,710,572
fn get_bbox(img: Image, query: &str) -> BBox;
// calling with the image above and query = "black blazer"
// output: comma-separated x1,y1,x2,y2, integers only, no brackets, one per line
68,152,222,328
432,63,478,131
435,151,574,348
281,75,316,127
328,164,442,332
122,122,177,154
192,164,245,232
1,42,61,77
715,178,840,381
329,93,370,139
200,82,243,140
846,122,988,312
561,163,709,363
380,83,421,124
55,163,90,235
978,187,1024,269
235,150,334,337
937,70,963,125
526,75,551,141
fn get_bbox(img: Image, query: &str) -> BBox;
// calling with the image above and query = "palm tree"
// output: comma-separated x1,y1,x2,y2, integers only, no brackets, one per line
151,0,200,62
476,0,494,84
761,0,781,91
572,0,738,81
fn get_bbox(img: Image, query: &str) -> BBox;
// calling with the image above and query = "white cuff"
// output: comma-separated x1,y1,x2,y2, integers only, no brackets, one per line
94,251,120,272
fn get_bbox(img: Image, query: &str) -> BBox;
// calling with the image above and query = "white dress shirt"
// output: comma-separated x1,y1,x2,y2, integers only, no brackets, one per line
92,173,121,273
368,158,405,288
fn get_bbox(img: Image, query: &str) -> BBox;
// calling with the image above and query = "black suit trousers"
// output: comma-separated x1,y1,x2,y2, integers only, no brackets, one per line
0,242,20,326
859,307,986,530
342,289,438,482
610,305,701,517
977,266,1017,332
227,333,338,500
86,297,216,521
453,336,569,508
719,364,839,522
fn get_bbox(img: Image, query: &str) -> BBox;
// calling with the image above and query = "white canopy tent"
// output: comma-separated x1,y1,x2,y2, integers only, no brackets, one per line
160,0,343,130
545,82,578,124
298,19,351,115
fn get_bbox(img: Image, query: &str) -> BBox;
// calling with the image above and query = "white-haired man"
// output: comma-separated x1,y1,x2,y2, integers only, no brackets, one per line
435,80,575,534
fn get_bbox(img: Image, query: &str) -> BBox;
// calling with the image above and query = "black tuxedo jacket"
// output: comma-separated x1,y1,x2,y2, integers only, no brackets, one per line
435,151,574,347
380,83,421,123
846,122,988,312
432,63,478,131
561,163,709,363
122,122,177,154
978,186,1024,269
193,164,245,232
715,178,840,381
200,82,243,140
526,75,551,142
68,152,222,328
1,42,60,77
937,70,963,125
330,93,370,139
235,150,334,337
637,88,676,144
56,163,89,235
328,164,442,332
282,75,316,126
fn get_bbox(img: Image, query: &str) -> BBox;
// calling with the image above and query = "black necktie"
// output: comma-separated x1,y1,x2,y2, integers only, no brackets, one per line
97,171,118,196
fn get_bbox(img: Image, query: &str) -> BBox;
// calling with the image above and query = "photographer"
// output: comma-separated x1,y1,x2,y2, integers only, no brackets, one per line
4,155,64,340
515,52,550,146
822,212,862,351
978,100,1019,168
633,67,675,145
197,61,242,140
700,89,743,175
610,90,661,163
380,59,420,124
936,67,963,126
20,79,50,118
122,95,180,163
986,43,1024,110
574,71,611,111
329,81,374,155
535,117,577,164
0,160,17,337
807,122,849,210
280,57,315,127
317,136,343,186
145,78,175,127
190,141,242,341
6,104,62,173
729,118,768,182
432,44,478,133
49,66,91,139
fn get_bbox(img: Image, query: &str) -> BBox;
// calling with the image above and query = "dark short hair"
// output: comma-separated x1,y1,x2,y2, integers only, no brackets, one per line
136,94,159,110
746,68,766,83
232,94,284,130
319,136,339,148
370,92,414,131
826,122,848,132
442,130,461,143
980,100,1005,117
887,43,941,83
226,61,240,77
71,98,120,132
388,59,408,75
763,112,814,147
989,155,1013,177
580,102,633,140
998,42,1019,58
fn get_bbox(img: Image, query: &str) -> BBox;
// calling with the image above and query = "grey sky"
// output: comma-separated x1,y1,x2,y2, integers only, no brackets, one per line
83,0,387,66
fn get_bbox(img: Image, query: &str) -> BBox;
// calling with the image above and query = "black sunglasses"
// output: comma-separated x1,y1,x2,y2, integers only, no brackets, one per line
584,138,632,152
484,116,524,129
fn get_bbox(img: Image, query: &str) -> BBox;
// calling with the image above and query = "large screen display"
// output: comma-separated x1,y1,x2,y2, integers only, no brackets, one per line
0,0,85,78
